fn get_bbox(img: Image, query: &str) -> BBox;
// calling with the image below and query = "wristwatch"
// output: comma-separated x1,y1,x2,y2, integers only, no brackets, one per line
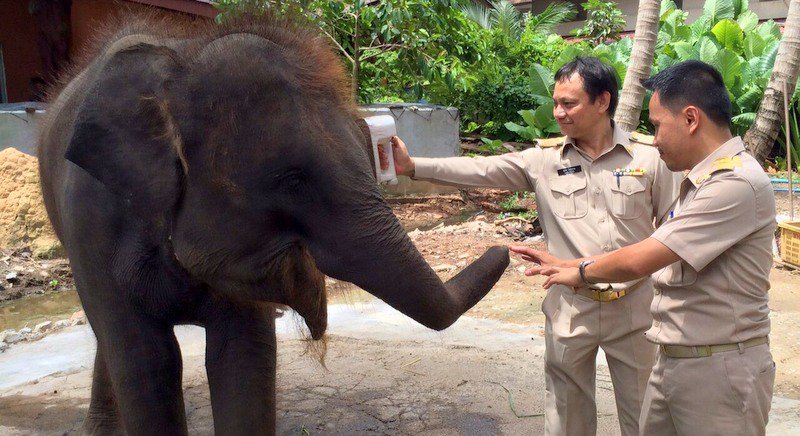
579,260,595,285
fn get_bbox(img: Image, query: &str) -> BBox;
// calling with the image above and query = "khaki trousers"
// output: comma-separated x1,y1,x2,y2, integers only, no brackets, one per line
543,282,656,436
640,343,775,436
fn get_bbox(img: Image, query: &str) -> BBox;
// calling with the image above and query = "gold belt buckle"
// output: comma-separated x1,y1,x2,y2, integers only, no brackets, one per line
592,289,626,302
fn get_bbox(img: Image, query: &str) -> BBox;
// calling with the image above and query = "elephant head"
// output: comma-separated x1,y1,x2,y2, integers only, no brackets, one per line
63,21,509,339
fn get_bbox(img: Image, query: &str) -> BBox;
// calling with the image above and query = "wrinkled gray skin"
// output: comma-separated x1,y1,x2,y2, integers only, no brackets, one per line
38,26,508,436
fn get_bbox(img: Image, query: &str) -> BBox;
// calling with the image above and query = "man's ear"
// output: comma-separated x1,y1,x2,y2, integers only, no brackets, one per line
684,106,700,134
597,91,611,114
65,42,185,221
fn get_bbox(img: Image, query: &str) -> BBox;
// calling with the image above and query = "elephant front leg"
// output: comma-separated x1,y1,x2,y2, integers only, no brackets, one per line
202,300,277,436
82,350,124,435
92,313,188,436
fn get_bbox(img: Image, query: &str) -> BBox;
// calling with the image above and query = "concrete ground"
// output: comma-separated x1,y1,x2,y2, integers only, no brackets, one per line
1,299,799,435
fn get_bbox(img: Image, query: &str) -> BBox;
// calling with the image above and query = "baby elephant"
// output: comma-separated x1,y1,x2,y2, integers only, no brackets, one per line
38,13,508,435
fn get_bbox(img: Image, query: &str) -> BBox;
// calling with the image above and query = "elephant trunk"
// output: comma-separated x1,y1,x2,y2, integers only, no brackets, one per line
311,201,509,331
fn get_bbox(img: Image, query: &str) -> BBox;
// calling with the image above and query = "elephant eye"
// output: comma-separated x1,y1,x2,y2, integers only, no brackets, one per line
278,169,312,203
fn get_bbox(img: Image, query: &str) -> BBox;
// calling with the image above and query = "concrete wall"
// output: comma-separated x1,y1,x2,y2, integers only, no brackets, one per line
360,104,461,195
0,109,45,156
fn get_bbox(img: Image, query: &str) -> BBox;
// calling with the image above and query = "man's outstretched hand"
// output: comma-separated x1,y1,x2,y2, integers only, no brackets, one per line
508,245,567,276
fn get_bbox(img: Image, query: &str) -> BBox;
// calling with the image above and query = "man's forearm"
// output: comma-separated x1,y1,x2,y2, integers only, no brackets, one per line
583,238,680,284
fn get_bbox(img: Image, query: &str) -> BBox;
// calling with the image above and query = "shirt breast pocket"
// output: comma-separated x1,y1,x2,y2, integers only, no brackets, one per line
548,175,588,219
609,175,647,220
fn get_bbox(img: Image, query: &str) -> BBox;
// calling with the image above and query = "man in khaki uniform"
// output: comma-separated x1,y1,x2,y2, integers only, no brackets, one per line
525,60,776,435
383,57,681,435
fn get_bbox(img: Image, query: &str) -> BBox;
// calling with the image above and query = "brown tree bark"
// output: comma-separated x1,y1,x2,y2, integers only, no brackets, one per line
744,0,800,165
614,0,661,132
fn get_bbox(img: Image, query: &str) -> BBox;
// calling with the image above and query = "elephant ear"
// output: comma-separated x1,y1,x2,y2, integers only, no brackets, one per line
354,118,377,182
65,42,185,221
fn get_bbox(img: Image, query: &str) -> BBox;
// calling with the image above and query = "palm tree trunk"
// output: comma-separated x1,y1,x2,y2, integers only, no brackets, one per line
614,0,661,132
744,0,800,164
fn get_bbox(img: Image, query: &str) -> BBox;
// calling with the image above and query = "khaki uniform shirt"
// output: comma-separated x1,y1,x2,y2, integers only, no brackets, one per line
414,123,681,291
648,137,775,346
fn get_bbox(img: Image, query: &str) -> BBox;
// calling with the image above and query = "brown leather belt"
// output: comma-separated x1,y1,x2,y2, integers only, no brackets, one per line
573,287,626,302
659,336,769,358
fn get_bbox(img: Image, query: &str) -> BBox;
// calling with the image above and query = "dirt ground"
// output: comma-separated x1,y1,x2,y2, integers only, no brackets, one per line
1,188,800,435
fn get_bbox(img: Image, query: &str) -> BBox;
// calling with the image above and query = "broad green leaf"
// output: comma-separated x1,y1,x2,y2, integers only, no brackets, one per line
504,122,531,139
747,57,770,87
732,0,749,18
673,41,700,60
551,45,585,72
732,112,756,126
703,0,735,24
528,63,555,99
663,9,687,36
533,103,554,129
740,60,754,85
675,25,693,42
660,0,678,20
711,48,743,88
700,36,721,63
691,15,712,40
519,109,537,128
758,41,780,76
711,19,743,51
757,20,782,43
736,10,758,33
744,32,766,60
736,86,763,112
656,53,679,73
545,119,561,134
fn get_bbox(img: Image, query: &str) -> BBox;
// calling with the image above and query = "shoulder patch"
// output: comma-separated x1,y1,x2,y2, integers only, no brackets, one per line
535,136,566,148
629,132,654,146
695,156,742,184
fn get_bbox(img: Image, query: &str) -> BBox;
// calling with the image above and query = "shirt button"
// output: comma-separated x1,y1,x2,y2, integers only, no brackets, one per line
655,289,661,295
603,245,611,252
599,217,605,223
654,321,661,327
594,187,601,195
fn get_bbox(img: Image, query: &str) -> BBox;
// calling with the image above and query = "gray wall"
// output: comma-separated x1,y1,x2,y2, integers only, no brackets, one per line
360,104,461,195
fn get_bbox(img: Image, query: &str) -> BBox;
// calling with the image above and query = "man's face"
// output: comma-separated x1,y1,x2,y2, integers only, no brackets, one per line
649,92,692,171
552,72,609,138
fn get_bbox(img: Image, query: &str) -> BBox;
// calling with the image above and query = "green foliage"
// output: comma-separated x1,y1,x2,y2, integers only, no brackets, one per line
480,137,507,154
216,0,490,104
216,0,790,154
573,0,626,45
525,2,578,35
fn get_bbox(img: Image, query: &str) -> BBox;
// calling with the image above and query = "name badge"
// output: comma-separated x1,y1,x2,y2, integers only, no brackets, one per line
557,165,582,176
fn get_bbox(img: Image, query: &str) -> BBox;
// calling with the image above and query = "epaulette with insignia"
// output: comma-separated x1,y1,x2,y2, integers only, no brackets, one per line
695,156,742,184
534,136,566,148
629,132,654,146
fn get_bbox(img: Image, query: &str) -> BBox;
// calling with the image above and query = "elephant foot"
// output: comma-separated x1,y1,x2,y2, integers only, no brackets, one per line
80,411,124,436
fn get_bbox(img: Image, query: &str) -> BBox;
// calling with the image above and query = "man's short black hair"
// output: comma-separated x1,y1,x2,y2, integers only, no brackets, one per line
554,56,619,116
641,60,732,127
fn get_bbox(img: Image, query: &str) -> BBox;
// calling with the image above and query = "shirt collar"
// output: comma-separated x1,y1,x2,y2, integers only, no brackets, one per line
685,136,746,188
561,121,633,159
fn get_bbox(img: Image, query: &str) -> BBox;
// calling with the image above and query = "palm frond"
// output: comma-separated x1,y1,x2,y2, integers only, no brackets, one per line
459,2,493,29
490,0,523,40
526,2,577,34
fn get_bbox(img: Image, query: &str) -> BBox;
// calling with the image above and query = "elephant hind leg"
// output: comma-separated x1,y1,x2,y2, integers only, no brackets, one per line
81,350,124,436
